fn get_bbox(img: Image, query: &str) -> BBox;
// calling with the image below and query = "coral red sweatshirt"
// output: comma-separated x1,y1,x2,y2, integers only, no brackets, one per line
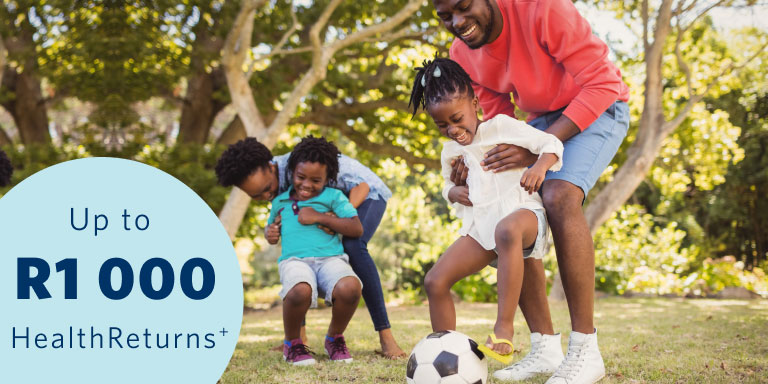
450,0,630,130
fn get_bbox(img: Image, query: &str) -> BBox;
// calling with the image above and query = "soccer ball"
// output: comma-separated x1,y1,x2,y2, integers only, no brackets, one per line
406,330,488,384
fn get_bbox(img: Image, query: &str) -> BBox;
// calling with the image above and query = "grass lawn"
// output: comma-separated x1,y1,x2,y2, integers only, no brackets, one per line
221,298,768,383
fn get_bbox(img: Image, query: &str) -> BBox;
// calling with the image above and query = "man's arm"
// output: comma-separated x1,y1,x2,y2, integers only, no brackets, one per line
481,115,578,172
347,182,369,208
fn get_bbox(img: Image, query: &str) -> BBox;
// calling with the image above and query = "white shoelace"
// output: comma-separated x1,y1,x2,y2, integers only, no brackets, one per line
503,343,542,371
550,342,586,380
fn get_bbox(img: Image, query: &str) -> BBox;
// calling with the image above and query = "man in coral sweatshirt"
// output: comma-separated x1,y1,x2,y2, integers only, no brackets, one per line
433,0,630,382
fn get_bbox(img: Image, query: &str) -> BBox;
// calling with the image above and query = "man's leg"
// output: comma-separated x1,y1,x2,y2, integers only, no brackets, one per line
518,259,555,335
541,180,605,384
541,179,593,333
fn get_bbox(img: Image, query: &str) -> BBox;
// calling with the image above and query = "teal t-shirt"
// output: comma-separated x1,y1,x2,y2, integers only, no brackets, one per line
268,187,359,262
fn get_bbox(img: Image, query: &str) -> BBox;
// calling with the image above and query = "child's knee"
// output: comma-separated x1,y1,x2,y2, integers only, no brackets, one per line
495,221,523,250
284,282,312,306
332,277,361,304
424,269,448,296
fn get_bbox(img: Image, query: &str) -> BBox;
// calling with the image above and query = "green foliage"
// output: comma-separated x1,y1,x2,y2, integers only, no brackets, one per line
368,160,459,295
702,91,768,269
594,205,696,295
136,142,229,212
690,256,768,296
0,143,88,196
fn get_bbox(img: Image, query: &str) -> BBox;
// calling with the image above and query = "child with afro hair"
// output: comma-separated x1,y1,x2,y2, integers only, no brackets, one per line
215,136,405,359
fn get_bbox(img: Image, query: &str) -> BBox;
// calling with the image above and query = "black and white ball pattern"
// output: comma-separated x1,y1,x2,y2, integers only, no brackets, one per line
406,330,487,384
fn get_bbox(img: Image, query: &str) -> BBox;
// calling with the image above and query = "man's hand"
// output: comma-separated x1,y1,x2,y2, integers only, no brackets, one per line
265,215,281,244
447,185,473,206
450,157,468,186
297,206,322,225
481,144,537,172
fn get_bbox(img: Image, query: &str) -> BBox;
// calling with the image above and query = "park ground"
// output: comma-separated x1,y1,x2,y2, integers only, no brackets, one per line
221,298,768,383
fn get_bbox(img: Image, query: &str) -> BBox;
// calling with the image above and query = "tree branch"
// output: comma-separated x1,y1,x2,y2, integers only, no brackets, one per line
301,99,440,169
248,3,301,77
260,0,424,148
642,0,649,51
0,37,5,86
295,103,440,169
222,0,268,137
675,0,700,17
328,0,424,53
359,25,438,45
677,0,726,35
336,123,440,170
674,21,694,100
310,0,345,54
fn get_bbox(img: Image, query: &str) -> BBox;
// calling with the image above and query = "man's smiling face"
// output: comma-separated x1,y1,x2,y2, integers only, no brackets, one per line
433,0,502,49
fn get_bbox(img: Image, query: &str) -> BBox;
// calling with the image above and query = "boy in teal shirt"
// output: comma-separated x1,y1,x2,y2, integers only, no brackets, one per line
268,186,359,262
265,136,364,365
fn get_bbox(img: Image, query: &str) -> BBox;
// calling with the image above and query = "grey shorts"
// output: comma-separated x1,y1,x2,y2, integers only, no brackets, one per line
278,254,362,308
489,207,549,268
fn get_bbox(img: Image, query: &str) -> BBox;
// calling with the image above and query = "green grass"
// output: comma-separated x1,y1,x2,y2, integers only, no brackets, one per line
221,298,768,383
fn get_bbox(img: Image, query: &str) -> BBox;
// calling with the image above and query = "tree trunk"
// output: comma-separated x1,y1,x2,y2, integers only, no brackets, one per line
0,67,50,145
177,66,227,144
0,125,11,146
176,19,227,145
216,115,246,146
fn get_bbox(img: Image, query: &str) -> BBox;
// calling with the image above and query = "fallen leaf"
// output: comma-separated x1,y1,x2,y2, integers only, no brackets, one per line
671,325,680,329
706,315,713,320
631,344,639,352
614,372,624,378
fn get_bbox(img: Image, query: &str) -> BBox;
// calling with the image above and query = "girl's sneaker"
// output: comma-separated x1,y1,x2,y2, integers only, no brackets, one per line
283,339,316,366
325,334,353,363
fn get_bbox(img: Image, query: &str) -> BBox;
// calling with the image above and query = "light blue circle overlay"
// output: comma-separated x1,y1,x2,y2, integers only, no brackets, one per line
0,158,243,383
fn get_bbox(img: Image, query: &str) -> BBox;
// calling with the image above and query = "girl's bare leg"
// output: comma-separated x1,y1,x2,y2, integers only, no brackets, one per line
424,236,496,332
488,209,539,355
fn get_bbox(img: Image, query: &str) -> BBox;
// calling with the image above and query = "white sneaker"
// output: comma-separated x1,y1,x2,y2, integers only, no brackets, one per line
493,333,565,381
545,330,605,384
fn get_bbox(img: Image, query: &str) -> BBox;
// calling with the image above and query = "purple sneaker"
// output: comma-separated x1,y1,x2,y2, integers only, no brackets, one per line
325,334,353,363
283,339,316,366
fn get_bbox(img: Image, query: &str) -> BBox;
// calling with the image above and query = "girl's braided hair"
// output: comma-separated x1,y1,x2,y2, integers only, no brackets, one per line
408,57,475,117
287,135,341,181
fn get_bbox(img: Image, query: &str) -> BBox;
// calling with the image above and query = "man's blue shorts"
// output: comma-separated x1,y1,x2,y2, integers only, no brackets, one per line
529,101,630,199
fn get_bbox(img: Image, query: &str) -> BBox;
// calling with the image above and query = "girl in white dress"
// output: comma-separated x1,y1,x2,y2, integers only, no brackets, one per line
409,58,563,364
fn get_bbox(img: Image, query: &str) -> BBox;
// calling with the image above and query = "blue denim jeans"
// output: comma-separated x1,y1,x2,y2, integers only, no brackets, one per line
342,197,391,331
